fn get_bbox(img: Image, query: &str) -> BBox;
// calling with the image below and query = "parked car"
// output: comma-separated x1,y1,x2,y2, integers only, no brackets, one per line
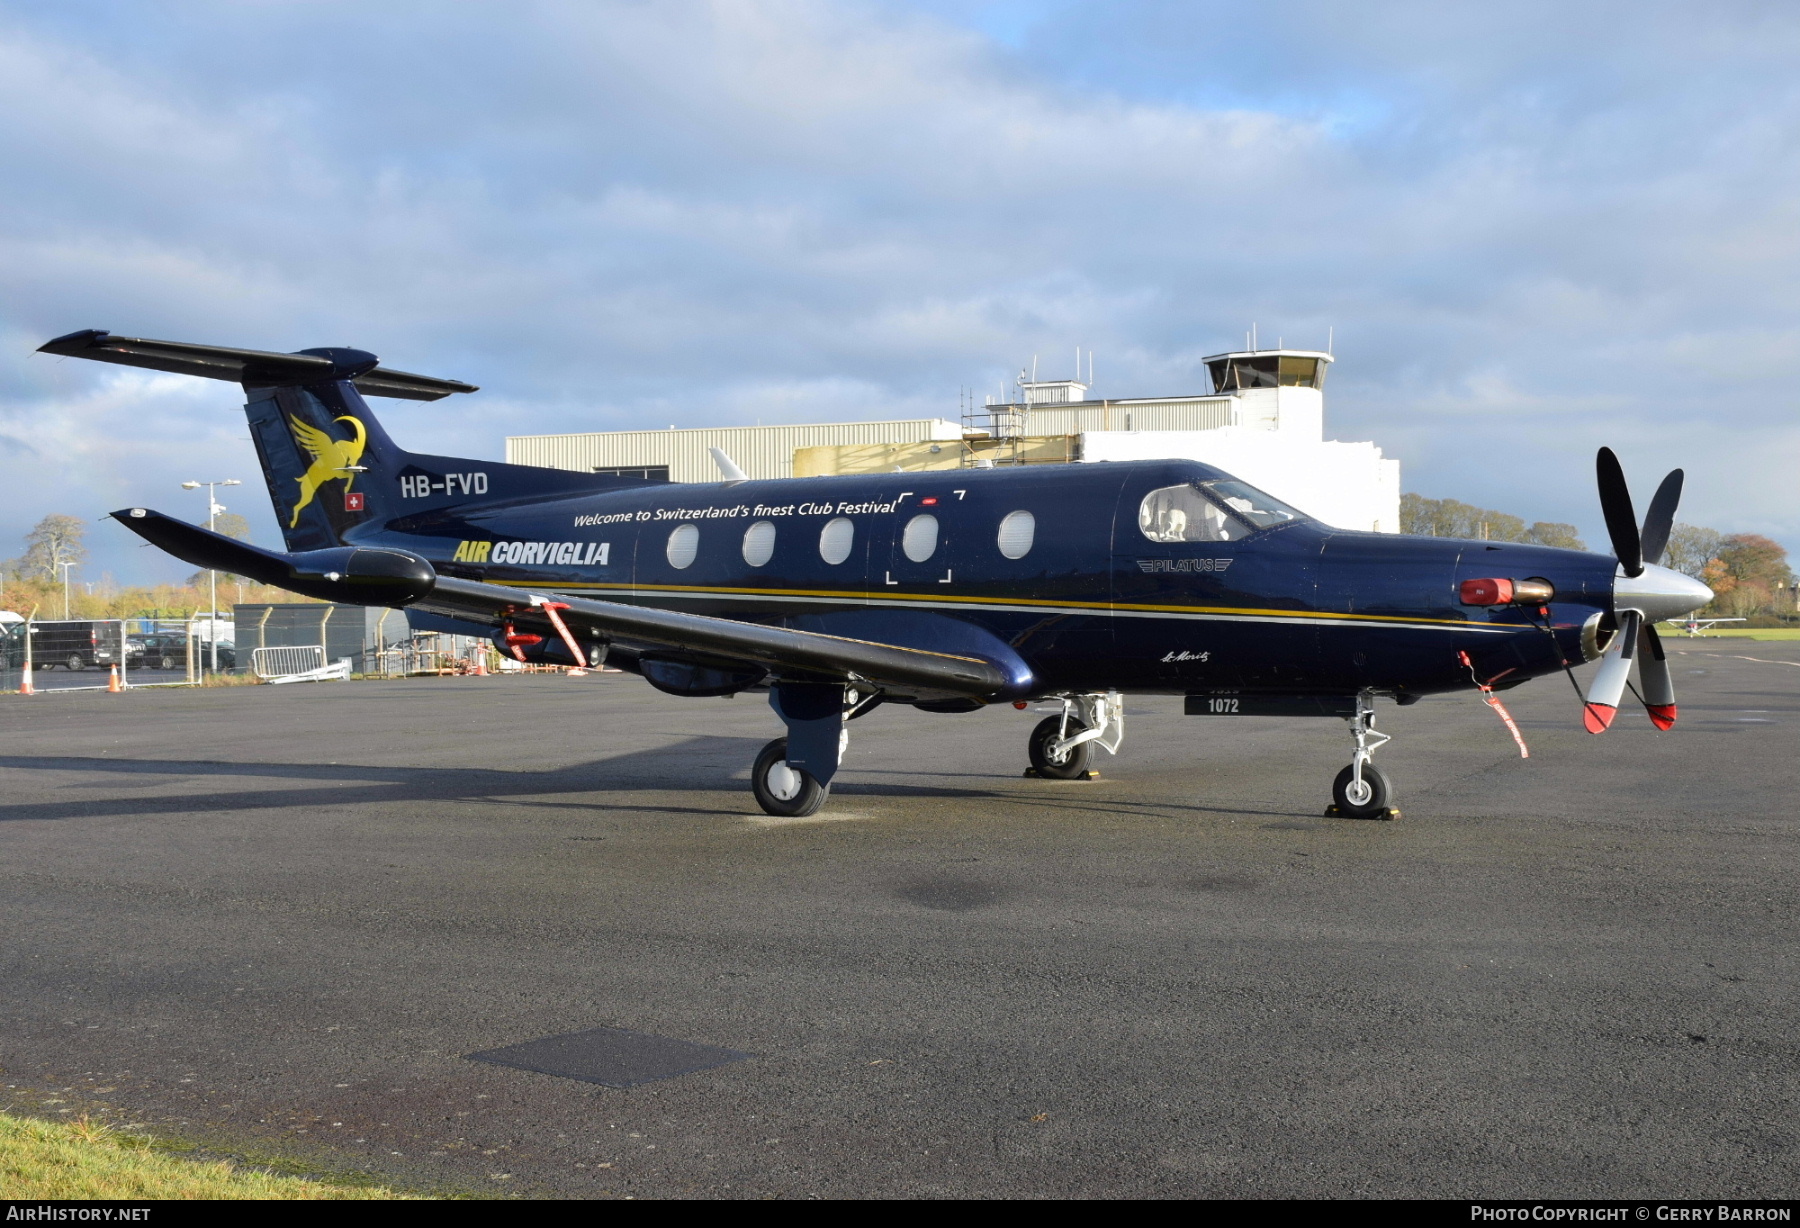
0,613,23,667
29,622,127,671
130,633,189,671
129,632,237,671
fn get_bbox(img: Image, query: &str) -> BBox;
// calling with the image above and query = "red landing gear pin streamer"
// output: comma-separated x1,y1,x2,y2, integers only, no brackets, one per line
1458,651,1530,759
539,602,590,677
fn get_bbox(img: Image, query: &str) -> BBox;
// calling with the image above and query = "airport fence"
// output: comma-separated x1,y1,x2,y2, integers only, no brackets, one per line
3,613,505,693
1,616,244,694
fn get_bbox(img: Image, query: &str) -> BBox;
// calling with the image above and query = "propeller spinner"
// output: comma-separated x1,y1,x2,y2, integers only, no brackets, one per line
1584,449,1709,733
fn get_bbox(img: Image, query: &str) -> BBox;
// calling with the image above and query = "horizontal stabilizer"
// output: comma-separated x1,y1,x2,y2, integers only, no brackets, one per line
41,330,477,401
111,508,436,605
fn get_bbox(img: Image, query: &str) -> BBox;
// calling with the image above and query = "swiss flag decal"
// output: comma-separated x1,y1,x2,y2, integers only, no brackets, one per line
344,492,366,512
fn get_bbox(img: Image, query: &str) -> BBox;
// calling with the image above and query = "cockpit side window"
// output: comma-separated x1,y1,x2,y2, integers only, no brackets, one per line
1137,480,1304,543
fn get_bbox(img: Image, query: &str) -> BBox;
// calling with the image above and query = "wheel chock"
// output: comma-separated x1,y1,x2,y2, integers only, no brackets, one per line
1324,805,1400,821
1021,767,1099,781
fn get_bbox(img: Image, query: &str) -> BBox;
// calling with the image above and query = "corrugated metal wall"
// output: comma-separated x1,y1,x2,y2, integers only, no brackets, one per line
1022,398,1235,435
507,419,965,482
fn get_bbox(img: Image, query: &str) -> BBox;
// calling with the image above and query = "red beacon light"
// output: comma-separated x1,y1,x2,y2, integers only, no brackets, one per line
1460,577,1555,606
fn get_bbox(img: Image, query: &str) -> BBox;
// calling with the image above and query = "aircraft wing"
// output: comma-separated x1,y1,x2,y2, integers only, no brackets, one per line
112,508,1011,697
414,577,1008,695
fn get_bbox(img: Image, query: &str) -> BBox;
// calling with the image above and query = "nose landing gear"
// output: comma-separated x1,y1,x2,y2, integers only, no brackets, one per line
1328,690,1398,820
1025,692,1124,780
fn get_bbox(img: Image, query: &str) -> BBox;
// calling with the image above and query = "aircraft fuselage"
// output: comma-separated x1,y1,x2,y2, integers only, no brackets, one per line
353,458,1616,700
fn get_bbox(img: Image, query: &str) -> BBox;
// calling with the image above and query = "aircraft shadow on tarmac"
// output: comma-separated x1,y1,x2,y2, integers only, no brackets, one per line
0,740,1315,825
0,736,1043,824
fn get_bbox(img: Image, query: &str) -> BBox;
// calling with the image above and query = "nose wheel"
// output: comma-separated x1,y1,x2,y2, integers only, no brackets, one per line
1331,762,1394,819
1328,690,1399,820
1028,716,1092,779
1024,692,1124,780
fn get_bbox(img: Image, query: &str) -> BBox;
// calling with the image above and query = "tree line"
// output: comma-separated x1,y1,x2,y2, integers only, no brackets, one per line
1402,494,1794,620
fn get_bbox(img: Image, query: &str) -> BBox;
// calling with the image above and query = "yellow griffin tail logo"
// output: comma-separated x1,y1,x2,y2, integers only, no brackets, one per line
287,414,368,527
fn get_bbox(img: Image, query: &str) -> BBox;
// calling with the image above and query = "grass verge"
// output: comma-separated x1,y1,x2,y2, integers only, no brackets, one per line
0,1111,423,1200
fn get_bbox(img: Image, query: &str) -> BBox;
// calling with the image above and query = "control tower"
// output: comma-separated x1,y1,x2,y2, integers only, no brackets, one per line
1202,348,1333,436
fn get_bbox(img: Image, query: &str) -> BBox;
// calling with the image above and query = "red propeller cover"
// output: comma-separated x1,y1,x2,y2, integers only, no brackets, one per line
1647,704,1677,731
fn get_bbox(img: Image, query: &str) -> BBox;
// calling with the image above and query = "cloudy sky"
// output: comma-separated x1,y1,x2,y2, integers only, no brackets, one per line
3,0,1797,584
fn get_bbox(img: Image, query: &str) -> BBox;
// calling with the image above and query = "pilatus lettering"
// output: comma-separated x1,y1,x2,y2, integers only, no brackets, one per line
1137,558,1232,573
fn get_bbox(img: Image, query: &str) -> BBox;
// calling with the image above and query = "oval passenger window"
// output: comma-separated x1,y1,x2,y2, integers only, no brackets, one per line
901,513,938,563
742,520,776,567
997,510,1035,559
819,517,855,565
666,523,699,569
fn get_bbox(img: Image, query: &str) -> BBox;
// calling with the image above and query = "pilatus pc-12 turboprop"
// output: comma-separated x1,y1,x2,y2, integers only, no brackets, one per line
44,329,1714,820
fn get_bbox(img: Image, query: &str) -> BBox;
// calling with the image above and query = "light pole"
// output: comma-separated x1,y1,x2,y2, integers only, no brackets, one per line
182,479,241,672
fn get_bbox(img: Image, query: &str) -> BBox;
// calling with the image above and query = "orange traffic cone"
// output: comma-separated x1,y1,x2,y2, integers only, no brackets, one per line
108,665,122,693
19,664,34,695
471,654,488,676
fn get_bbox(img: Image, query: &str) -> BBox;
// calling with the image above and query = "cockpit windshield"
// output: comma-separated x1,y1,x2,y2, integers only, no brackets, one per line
1137,480,1305,543
1198,480,1304,529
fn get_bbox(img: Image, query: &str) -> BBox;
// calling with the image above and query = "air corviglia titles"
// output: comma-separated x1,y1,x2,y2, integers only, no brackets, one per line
42,330,1713,819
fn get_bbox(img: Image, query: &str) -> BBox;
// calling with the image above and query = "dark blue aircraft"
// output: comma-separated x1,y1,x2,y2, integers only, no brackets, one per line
42,329,1713,820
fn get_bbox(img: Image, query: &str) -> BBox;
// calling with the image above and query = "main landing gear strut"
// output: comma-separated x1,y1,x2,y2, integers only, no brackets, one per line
1329,689,1398,820
751,683,875,818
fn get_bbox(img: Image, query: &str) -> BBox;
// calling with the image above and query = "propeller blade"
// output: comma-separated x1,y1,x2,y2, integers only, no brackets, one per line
1639,469,1684,567
1596,447,1643,578
1638,622,1676,730
1584,609,1642,733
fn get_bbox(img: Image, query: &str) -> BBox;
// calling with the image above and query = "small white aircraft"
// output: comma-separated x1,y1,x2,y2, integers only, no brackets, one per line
1667,617,1745,636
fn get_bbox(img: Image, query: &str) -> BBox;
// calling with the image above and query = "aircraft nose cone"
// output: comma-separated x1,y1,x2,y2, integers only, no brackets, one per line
1614,562,1713,622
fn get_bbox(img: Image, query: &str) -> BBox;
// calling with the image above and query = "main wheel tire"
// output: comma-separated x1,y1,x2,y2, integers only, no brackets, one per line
1028,715,1092,779
1332,763,1395,819
751,737,829,818
66,655,85,672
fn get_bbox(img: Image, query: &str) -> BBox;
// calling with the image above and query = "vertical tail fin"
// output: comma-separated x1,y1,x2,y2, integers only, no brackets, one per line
246,378,652,551
36,330,661,553
246,378,401,551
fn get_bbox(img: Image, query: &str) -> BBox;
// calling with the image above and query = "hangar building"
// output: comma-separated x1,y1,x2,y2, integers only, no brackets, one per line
505,348,1401,532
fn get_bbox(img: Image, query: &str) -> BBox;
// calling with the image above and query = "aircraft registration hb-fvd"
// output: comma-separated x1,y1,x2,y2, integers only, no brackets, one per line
42,328,1715,820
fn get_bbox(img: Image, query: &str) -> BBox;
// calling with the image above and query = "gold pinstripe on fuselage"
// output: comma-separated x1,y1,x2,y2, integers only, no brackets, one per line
481,578,1519,635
